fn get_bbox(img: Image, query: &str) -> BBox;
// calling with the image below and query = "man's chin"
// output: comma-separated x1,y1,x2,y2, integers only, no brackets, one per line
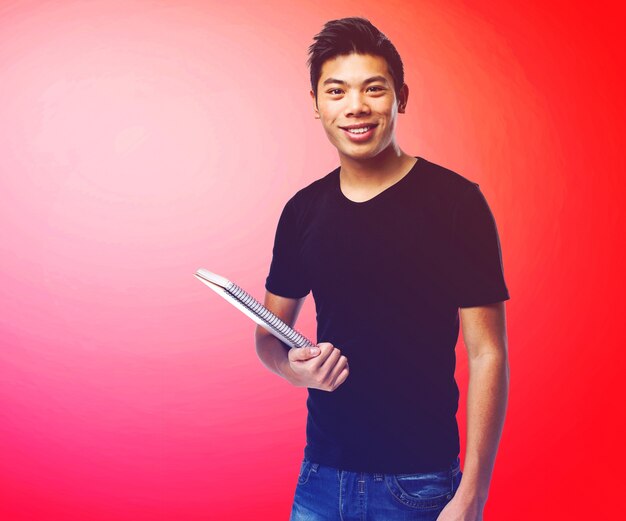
338,147,382,162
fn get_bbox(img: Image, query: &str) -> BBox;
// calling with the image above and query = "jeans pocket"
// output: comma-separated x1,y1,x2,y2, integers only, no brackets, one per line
297,459,315,486
385,468,454,510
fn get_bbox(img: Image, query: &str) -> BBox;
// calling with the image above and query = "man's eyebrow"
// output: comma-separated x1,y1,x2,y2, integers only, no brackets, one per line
322,75,389,86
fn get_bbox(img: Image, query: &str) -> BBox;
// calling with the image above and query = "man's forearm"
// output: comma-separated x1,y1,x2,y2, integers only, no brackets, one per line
255,333,297,383
456,351,509,505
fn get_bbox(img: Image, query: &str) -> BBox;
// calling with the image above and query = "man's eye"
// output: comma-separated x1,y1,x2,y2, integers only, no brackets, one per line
327,89,343,95
367,86,384,92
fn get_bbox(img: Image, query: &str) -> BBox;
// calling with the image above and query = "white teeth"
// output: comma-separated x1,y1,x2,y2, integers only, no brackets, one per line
347,126,371,134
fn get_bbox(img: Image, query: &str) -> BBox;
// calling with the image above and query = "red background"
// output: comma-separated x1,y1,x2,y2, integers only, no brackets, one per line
1,1,624,519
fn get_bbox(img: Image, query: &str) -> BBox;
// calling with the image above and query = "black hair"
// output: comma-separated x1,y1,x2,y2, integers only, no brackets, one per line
307,17,405,103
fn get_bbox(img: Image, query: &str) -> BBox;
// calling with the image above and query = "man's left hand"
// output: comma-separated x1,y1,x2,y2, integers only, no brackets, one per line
436,494,484,521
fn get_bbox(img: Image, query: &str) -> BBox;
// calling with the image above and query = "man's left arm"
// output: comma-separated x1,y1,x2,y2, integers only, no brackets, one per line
437,301,509,521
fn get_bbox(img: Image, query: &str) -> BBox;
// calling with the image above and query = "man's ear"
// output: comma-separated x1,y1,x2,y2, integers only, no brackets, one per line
310,89,320,119
398,83,409,114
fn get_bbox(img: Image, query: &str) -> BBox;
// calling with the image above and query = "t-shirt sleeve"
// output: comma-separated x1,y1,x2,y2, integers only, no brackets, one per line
265,198,311,299
452,184,510,308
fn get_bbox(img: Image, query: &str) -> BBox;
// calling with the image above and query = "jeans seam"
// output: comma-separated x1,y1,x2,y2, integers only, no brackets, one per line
339,470,345,521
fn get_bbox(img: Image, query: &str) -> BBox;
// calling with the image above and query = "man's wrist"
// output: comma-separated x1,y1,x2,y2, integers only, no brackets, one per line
277,356,299,385
454,482,489,507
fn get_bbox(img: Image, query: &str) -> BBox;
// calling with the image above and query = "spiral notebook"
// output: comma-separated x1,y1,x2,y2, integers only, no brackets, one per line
194,268,315,349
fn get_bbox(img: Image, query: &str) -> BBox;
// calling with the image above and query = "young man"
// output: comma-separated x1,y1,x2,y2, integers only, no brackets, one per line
255,17,510,521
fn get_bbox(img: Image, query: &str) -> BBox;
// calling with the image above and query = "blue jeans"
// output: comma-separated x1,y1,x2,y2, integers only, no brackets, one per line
289,457,462,521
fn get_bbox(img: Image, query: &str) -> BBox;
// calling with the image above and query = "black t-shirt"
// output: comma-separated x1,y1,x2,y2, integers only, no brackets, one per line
265,156,510,473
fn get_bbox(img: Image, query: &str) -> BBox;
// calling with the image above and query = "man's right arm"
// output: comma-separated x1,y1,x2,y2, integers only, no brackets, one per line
254,290,307,383
254,289,349,391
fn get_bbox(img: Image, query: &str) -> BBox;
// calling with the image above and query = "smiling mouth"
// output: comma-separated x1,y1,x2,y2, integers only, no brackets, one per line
340,124,378,134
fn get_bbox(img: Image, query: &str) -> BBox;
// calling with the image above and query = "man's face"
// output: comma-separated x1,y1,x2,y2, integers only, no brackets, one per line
311,52,408,162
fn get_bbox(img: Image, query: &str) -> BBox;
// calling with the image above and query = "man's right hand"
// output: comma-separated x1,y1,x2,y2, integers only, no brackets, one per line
286,342,349,392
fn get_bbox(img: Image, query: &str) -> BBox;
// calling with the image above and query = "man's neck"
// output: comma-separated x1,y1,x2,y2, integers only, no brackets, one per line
338,145,416,189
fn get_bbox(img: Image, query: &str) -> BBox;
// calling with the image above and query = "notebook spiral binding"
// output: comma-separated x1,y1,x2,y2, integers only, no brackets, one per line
226,282,315,349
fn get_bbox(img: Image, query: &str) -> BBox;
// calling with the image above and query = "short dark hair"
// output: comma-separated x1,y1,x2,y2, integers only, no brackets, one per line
307,17,405,103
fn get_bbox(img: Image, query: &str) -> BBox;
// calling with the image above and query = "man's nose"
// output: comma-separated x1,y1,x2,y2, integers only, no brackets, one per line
344,91,370,116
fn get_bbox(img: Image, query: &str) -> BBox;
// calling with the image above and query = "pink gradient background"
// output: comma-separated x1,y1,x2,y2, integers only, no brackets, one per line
1,1,624,519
